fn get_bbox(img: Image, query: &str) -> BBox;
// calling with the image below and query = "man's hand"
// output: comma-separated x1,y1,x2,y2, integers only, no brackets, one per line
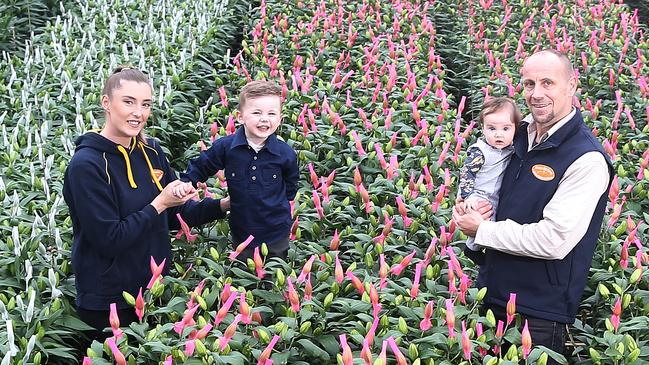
453,206,485,237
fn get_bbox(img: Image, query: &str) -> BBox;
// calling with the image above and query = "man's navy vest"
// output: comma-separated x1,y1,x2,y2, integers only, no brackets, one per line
477,110,614,323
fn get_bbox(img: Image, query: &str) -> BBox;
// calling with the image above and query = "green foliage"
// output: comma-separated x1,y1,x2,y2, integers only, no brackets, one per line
0,0,63,55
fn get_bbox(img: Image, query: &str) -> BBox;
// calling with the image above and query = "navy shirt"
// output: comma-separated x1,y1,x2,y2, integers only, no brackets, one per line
181,127,298,249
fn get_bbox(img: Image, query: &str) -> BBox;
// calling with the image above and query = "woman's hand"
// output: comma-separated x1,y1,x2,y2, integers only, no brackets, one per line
151,181,197,214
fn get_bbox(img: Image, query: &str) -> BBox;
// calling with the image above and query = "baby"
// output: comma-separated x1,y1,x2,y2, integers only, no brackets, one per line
458,96,521,251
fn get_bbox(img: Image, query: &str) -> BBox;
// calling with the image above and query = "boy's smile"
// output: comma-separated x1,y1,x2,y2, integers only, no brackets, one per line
238,95,282,145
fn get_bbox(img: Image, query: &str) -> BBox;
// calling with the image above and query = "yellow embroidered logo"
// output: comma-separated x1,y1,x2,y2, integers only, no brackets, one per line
531,164,555,181
152,169,164,182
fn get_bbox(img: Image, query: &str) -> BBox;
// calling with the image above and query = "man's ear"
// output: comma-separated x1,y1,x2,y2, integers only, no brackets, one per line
567,75,578,96
235,109,242,124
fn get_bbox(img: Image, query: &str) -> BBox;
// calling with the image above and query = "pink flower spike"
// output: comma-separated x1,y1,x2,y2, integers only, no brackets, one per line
230,235,255,260
257,335,281,365
184,339,196,356
445,298,456,338
174,303,200,335
410,262,422,299
390,249,416,276
335,253,344,284
253,247,265,279
191,323,213,340
239,292,252,324
396,196,413,228
82,356,92,365
164,355,173,365
135,287,145,322
386,337,407,365
521,319,532,359
379,254,388,289
297,255,317,283
106,337,126,365
175,213,198,242
146,256,166,289
304,273,313,301
308,163,319,188
339,334,353,365
109,303,123,340
506,293,516,326
219,314,242,351
461,321,472,359
365,314,379,346
287,277,300,312
420,300,434,331
214,292,238,327
360,339,373,365
312,190,325,219
351,130,366,156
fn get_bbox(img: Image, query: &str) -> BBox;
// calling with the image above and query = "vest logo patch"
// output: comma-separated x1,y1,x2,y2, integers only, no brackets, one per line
152,169,164,182
531,164,555,181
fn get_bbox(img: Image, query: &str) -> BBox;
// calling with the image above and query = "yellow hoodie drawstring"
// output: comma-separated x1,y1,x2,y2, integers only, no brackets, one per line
116,145,138,189
140,142,163,192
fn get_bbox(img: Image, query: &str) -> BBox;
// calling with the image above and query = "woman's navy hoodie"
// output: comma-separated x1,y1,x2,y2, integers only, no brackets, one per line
63,132,225,310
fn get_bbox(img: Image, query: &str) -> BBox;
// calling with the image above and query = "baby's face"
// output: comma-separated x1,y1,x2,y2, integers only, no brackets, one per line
483,108,516,149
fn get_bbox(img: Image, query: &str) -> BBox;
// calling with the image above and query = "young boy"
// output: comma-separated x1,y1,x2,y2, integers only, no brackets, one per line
177,80,299,260
458,96,520,252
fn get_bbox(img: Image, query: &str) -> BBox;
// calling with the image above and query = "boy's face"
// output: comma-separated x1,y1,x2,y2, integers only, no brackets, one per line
238,95,282,144
483,108,516,149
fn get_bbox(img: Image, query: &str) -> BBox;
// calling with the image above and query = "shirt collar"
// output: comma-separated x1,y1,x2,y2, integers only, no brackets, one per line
230,126,281,155
526,107,576,149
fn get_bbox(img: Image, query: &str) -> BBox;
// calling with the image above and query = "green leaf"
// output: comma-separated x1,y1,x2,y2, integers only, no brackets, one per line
297,339,330,361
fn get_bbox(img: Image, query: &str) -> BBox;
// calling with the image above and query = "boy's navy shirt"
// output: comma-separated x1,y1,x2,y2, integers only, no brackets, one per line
181,126,299,249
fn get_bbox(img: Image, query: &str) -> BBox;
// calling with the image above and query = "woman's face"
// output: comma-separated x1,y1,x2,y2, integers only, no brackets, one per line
101,80,152,146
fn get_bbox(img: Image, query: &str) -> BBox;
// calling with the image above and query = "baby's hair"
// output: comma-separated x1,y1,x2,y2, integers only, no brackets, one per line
479,97,522,131
238,80,281,110
102,66,152,144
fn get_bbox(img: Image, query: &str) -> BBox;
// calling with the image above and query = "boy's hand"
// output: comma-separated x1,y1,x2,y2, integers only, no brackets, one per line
151,181,198,213
220,196,231,211
172,182,196,198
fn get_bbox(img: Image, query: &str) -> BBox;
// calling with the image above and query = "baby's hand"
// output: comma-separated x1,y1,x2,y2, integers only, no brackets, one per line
464,197,481,211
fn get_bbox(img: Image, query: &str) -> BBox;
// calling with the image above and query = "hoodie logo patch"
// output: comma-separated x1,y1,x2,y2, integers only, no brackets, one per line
531,164,555,181
152,169,164,182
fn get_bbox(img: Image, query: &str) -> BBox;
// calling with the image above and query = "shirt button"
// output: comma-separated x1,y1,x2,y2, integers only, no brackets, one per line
252,166,257,170
252,176,256,181
253,156,258,160
231,172,235,177
273,174,277,178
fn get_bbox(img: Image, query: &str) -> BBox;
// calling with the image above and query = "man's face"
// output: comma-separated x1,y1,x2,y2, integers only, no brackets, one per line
520,52,576,132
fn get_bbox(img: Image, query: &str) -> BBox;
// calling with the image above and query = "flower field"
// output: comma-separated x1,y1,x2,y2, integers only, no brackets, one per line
0,0,648,364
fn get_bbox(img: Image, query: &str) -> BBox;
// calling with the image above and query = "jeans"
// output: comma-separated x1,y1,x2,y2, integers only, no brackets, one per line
485,304,567,364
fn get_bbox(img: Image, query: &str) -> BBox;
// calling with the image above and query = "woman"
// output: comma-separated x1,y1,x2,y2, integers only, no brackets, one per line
63,66,228,339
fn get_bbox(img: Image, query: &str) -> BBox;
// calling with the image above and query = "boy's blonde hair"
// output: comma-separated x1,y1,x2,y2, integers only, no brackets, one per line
238,80,282,110
479,97,522,132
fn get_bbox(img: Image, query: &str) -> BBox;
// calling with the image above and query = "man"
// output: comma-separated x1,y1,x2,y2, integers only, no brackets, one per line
453,49,613,360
